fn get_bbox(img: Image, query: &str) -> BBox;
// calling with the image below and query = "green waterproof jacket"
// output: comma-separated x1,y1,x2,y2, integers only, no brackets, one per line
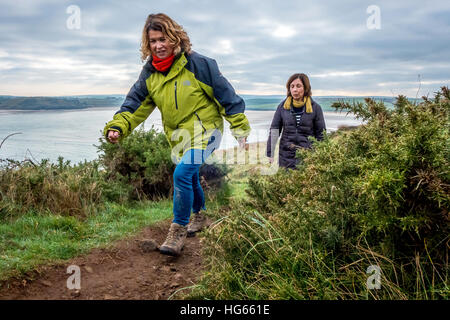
103,51,251,159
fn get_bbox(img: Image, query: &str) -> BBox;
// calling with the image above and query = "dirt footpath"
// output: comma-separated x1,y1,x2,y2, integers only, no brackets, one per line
0,220,204,300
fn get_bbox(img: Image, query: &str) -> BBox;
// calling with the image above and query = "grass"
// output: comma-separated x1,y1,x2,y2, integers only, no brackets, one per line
0,174,239,284
0,199,172,282
0,147,243,284
206,141,278,203
188,89,450,300
0,126,236,286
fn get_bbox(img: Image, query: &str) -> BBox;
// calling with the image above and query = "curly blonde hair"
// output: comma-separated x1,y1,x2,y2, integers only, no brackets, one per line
140,13,192,62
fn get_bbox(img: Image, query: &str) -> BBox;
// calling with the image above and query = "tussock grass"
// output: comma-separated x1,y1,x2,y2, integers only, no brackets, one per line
0,158,105,220
190,88,450,300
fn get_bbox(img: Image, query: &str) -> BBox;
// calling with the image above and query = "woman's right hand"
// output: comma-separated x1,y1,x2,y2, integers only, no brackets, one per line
107,130,120,144
269,157,274,163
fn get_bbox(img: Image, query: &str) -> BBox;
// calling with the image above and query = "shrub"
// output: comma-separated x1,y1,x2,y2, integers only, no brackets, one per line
97,126,230,201
199,162,231,191
192,87,449,300
0,126,231,220
0,157,105,220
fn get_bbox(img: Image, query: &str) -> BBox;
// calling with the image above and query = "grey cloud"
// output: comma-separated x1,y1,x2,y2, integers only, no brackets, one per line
0,0,449,97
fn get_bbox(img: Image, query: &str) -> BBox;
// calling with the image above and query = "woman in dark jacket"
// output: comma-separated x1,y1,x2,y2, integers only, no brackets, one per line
266,73,326,169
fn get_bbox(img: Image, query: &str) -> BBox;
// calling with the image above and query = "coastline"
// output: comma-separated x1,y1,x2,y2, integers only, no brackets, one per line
0,108,363,163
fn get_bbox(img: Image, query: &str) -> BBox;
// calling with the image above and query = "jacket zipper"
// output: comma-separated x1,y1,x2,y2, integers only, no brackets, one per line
174,81,178,110
194,112,207,133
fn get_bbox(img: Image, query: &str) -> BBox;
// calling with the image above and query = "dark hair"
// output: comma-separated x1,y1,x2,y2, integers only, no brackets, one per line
286,73,312,98
140,13,192,61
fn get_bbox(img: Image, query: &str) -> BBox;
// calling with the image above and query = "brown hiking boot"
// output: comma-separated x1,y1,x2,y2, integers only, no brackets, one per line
159,223,187,256
187,211,207,237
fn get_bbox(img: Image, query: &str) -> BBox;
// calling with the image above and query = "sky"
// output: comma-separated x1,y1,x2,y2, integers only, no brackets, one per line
1,0,449,97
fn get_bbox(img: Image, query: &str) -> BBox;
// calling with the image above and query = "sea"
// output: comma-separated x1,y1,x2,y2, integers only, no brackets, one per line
0,101,365,164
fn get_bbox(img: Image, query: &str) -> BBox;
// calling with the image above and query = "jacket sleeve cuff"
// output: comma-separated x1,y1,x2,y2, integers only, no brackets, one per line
103,120,127,139
226,113,251,138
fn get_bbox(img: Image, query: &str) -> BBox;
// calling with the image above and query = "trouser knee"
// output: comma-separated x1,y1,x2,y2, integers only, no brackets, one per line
173,164,195,188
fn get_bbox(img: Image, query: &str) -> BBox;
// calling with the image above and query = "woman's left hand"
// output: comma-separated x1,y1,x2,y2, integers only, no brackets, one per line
238,137,248,150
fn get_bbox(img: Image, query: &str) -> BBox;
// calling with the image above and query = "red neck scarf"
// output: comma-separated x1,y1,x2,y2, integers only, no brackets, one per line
152,54,175,72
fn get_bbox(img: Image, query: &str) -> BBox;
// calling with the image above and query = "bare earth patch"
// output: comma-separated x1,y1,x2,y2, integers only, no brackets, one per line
0,220,204,300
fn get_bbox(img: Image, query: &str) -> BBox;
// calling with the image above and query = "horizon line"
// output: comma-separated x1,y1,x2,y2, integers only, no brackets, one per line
0,93,424,99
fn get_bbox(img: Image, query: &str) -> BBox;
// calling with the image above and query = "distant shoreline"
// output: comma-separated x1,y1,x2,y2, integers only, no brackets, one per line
0,95,422,112
0,96,123,111
0,106,118,113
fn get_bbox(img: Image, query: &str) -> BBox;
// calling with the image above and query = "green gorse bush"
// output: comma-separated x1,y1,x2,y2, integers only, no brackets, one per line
97,126,175,201
191,87,449,300
97,126,231,200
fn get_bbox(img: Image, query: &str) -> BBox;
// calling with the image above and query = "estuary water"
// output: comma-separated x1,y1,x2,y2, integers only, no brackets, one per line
0,107,363,163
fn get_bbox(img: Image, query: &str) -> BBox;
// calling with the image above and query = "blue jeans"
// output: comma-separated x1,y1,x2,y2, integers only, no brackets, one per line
172,148,208,226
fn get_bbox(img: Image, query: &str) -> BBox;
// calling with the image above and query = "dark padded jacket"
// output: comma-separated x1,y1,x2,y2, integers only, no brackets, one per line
266,98,326,169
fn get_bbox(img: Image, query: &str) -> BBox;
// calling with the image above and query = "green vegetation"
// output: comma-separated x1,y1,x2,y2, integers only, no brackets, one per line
0,200,172,281
1,88,447,300
97,126,175,202
0,127,227,281
189,87,449,300
0,158,106,220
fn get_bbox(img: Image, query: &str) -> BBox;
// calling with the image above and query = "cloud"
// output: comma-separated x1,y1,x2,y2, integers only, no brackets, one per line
0,0,449,97
311,71,365,78
270,25,297,39
210,39,234,55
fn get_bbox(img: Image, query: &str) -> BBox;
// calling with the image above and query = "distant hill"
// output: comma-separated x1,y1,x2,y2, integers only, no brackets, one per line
0,97,88,110
0,94,421,111
245,96,424,111
244,96,400,111
0,96,124,110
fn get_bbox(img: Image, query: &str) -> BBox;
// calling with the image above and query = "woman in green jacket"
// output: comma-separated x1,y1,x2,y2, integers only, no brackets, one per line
104,13,250,256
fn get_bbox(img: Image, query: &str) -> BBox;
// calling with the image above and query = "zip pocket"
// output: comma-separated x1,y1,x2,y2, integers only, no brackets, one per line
174,81,178,110
194,111,207,133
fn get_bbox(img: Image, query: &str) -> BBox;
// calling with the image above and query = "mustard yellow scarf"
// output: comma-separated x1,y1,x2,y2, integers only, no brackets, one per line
283,96,312,113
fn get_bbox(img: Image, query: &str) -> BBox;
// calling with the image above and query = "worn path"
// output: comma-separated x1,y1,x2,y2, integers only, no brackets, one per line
0,220,204,300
